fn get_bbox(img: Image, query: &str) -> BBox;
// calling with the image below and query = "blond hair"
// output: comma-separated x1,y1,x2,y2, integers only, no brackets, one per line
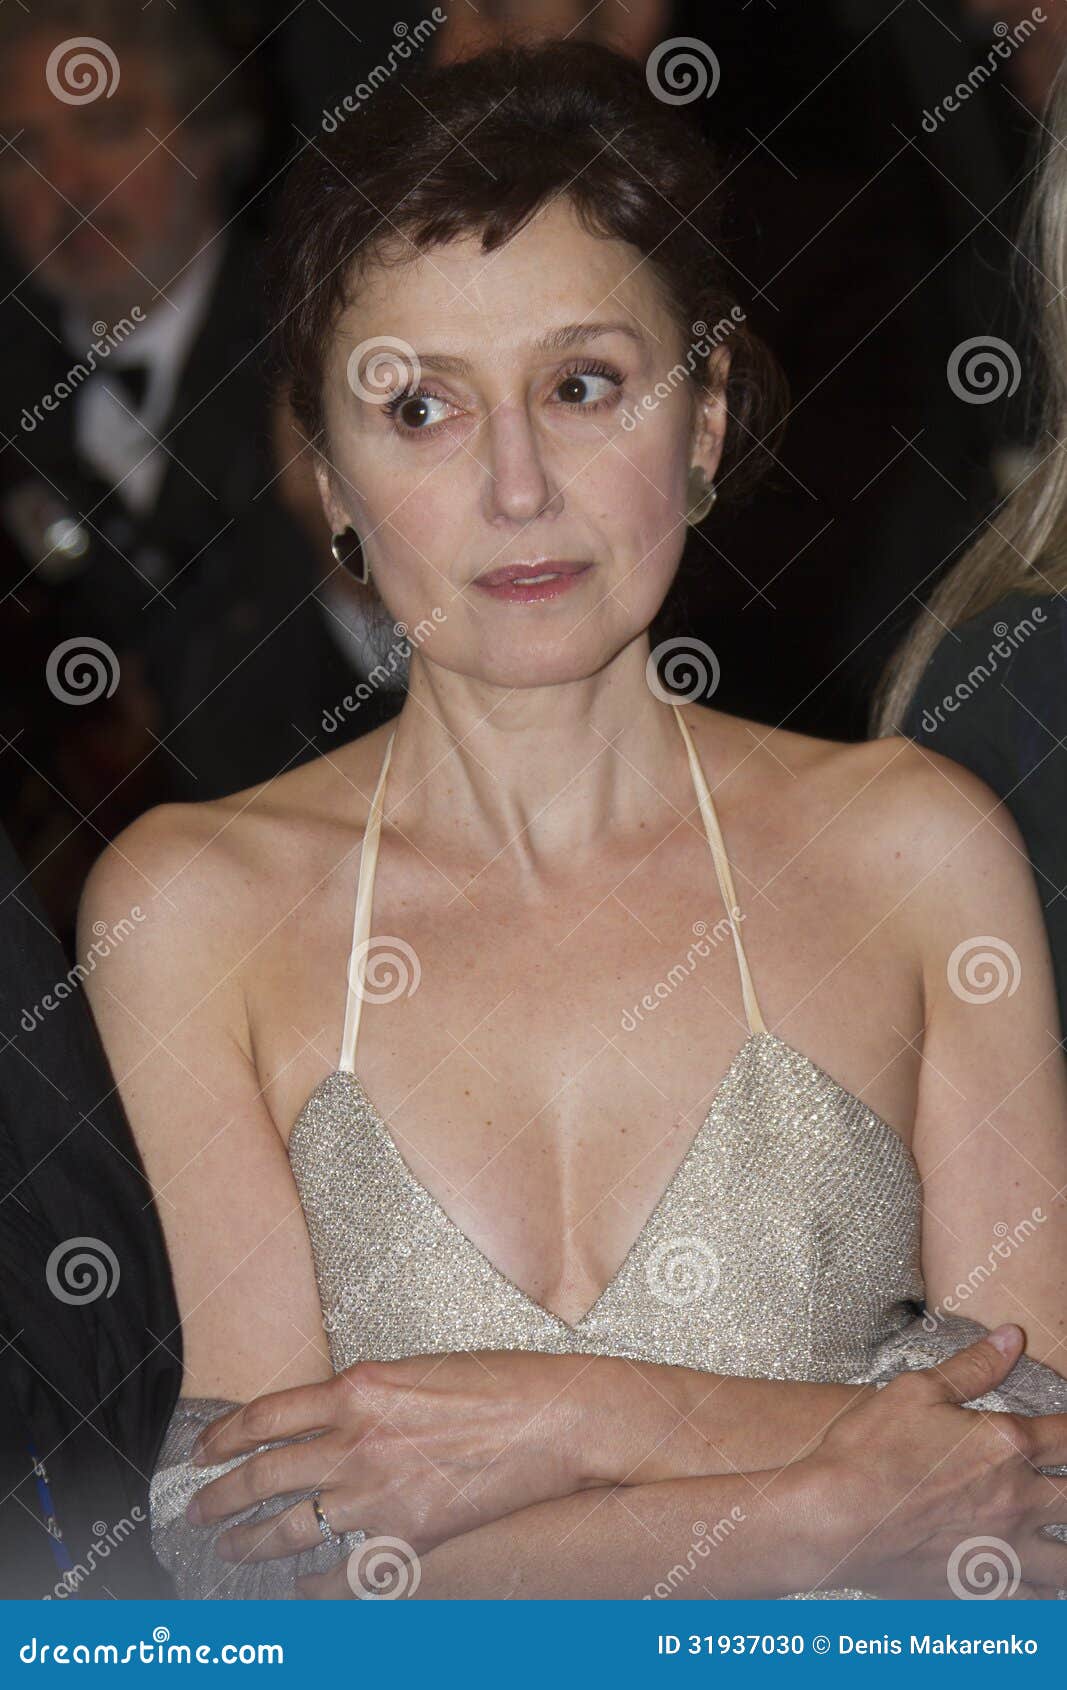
872,59,1067,737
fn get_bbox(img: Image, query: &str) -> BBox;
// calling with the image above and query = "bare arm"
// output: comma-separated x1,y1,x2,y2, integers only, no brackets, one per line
76,804,333,1403
296,1329,1067,1600
901,749,1067,1367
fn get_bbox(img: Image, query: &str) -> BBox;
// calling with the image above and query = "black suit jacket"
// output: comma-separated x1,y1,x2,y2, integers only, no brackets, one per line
2,221,393,803
0,826,182,1597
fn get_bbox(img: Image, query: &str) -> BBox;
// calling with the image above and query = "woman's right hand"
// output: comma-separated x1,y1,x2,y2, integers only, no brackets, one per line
793,1322,1067,1598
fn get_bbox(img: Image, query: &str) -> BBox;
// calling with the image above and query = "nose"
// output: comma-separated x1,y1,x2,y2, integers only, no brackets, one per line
42,137,99,208
480,401,564,527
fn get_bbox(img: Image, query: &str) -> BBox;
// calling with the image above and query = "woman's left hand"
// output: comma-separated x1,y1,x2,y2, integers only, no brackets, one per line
187,1349,621,1566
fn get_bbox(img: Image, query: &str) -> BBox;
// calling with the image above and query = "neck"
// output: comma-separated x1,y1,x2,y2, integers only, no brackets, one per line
377,642,711,868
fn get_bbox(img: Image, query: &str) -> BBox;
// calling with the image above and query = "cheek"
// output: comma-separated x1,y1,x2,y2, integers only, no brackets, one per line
590,432,688,553
0,184,53,247
112,157,186,226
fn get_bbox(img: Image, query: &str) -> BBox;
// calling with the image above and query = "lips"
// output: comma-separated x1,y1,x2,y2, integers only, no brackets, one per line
474,560,591,587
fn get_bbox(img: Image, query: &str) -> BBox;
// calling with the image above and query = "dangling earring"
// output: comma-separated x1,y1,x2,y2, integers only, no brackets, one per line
330,526,369,584
685,466,718,526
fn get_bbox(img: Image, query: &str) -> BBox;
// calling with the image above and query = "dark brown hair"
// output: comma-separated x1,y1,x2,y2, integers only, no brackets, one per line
265,37,786,505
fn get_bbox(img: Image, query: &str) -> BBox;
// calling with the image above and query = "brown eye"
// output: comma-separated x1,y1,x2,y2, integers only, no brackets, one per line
383,389,450,433
555,366,623,408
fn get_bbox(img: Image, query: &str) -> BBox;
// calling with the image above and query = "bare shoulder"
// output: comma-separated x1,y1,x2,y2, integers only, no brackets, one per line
74,731,397,1396
77,725,395,1027
684,703,1030,904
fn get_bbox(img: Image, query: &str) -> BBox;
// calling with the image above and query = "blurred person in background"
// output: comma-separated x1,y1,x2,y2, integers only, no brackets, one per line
0,1,382,951
874,55,1067,1045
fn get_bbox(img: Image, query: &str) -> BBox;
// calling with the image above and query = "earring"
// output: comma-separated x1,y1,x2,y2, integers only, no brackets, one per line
685,466,718,526
330,526,369,585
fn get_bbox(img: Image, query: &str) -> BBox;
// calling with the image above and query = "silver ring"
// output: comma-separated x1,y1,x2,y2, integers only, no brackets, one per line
311,1491,338,1547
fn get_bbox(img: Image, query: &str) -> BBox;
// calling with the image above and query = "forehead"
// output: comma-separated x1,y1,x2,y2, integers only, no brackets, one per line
334,197,675,363
0,33,170,123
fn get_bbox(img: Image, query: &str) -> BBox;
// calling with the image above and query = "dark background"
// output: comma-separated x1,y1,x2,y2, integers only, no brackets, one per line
1,0,1060,955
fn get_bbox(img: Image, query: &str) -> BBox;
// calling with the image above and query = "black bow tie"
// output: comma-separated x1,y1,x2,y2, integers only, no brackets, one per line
105,362,150,410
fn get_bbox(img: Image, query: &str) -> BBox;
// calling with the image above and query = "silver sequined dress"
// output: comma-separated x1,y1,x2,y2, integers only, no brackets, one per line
148,702,1067,1599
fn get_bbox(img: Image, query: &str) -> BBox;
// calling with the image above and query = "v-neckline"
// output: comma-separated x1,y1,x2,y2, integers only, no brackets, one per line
286,1030,919,1335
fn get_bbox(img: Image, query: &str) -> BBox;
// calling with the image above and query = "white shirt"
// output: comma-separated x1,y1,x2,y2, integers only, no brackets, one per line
63,232,227,519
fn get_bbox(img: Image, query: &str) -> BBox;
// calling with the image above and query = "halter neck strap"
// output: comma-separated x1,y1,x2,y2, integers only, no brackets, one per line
670,702,767,1036
339,726,397,1073
338,704,766,1072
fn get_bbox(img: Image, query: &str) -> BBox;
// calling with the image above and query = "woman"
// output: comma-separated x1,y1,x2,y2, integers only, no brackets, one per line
874,62,1067,1040
79,41,1067,1600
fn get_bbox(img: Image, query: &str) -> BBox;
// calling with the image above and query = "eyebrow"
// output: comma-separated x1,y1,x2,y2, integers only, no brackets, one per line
411,320,645,375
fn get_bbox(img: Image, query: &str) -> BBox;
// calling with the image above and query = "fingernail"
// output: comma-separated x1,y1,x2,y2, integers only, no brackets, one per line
186,1496,202,1524
989,1323,1022,1354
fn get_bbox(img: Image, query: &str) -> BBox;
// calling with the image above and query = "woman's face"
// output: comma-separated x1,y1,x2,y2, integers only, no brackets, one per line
315,196,727,690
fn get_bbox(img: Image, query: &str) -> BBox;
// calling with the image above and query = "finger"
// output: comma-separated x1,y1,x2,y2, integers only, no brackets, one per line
913,1324,1026,1406
295,1562,355,1600
189,1439,337,1524
217,1498,324,1564
193,1380,339,1466
189,1404,244,1465
1016,1414,1067,1468
1023,1529,1067,1591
